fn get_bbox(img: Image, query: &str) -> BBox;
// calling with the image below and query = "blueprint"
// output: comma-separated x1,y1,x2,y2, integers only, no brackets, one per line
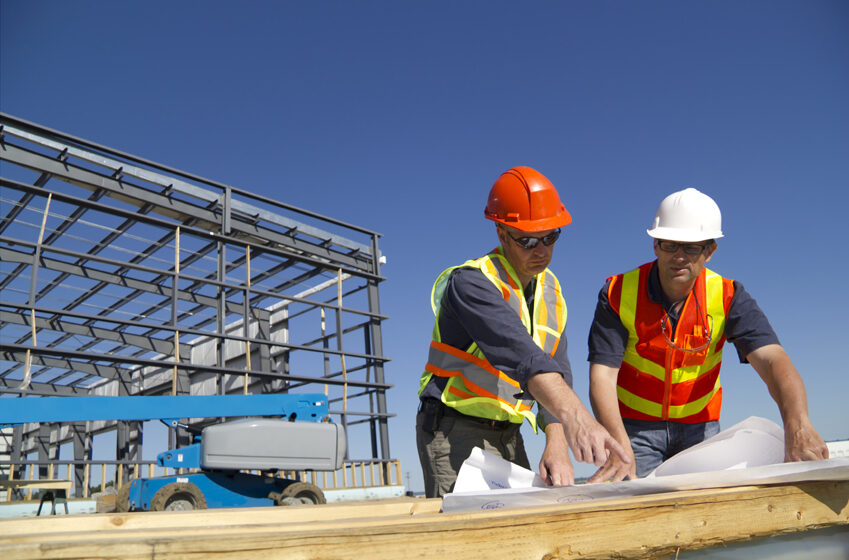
442,416,849,513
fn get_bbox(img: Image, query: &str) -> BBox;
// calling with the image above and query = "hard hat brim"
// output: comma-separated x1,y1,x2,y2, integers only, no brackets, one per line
646,227,723,242
487,212,572,232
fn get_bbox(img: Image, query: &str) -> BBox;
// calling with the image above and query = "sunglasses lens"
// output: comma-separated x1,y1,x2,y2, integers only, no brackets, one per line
503,228,560,249
517,237,539,249
542,230,560,246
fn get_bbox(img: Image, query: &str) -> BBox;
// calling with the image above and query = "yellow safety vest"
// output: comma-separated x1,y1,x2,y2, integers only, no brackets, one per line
418,248,567,432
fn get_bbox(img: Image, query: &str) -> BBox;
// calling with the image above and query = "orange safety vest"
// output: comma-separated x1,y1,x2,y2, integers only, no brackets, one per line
609,262,735,422
418,248,567,432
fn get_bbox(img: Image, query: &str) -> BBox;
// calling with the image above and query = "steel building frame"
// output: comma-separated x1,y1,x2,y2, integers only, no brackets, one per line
0,113,392,495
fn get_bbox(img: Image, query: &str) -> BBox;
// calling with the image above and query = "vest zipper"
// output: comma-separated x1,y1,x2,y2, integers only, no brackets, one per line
662,314,672,421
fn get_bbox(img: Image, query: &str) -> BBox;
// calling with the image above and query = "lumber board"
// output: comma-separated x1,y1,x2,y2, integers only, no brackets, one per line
0,496,442,534
2,481,847,560
0,479,73,491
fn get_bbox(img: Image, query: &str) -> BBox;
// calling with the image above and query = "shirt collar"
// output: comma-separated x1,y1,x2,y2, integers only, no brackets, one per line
648,260,679,313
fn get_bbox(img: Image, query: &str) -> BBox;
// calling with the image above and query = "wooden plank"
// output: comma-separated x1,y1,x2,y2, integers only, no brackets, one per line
0,496,441,535
0,479,73,491
1,481,847,559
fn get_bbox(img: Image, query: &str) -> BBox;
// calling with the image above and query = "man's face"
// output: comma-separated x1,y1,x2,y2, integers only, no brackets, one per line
496,225,558,287
653,239,716,291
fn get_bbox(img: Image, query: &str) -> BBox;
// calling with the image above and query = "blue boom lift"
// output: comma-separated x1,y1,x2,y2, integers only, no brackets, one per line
0,393,346,511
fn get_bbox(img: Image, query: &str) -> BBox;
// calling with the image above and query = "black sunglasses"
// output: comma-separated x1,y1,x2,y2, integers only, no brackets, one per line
655,240,712,255
503,228,561,250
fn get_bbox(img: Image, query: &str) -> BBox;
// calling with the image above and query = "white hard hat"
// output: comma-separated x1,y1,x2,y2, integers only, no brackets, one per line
646,188,723,242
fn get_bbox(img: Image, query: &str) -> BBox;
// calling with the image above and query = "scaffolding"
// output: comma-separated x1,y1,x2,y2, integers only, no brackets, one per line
0,113,393,497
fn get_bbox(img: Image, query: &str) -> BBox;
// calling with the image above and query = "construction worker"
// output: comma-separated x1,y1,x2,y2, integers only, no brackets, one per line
587,188,829,481
416,166,628,498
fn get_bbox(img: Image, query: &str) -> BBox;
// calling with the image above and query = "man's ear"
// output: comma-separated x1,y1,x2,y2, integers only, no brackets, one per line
495,224,506,244
704,241,718,262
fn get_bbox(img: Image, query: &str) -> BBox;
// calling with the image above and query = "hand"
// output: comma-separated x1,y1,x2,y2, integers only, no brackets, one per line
526,372,631,468
587,441,636,483
539,424,574,486
784,417,829,462
562,407,631,468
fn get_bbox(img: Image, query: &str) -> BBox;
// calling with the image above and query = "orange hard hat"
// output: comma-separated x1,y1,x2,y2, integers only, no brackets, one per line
484,166,572,232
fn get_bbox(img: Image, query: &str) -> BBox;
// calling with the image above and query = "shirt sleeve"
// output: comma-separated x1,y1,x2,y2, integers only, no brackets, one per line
587,280,629,367
440,267,573,392
537,336,571,428
725,281,781,362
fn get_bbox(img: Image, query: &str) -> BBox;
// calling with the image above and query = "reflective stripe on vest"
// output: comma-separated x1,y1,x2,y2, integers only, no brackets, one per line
419,248,567,431
611,262,734,422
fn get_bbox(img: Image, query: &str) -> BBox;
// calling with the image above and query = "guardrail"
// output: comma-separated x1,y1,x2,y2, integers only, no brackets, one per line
1,459,404,502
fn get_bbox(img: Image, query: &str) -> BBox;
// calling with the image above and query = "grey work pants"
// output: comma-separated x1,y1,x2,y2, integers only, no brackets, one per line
415,408,529,498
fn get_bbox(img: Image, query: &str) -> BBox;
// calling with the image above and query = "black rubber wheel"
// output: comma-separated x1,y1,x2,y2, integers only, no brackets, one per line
273,481,326,506
116,483,132,512
149,482,207,511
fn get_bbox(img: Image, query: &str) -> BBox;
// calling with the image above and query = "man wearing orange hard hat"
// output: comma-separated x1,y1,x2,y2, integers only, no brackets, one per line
416,166,628,498
587,188,829,482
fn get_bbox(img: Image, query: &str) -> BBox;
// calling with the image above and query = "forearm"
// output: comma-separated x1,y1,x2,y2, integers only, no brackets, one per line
527,371,586,425
747,344,828,461
589,363,629,444
748,344,810,424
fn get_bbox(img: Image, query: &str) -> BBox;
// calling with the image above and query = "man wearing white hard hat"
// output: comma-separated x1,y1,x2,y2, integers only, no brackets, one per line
586,188,829,481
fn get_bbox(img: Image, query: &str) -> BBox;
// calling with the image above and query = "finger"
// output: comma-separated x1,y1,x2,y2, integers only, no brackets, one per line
539,463,550,483
571,442,587,464
609,465,628,483
801,447,828,461
606,437,631,464
593,441,607,467
587,465,610,483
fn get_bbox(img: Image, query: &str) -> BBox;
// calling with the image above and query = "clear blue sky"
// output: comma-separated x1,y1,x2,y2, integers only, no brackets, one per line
2,1,847,492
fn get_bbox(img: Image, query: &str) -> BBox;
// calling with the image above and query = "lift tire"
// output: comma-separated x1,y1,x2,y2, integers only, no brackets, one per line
116,483,132,513
273,481,326,506
149,482,207,511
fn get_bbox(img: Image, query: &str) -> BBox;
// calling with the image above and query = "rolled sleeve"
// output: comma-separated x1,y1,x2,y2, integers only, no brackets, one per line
587,281,628,367
725,281,781,362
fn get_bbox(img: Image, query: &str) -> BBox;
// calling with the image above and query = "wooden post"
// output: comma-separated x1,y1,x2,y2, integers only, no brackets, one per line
244,246,251,395
172,226,181,396
26,465,34,500
83,464,90,498
337,269,348,413
5,464,14,503
21,193,51,391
